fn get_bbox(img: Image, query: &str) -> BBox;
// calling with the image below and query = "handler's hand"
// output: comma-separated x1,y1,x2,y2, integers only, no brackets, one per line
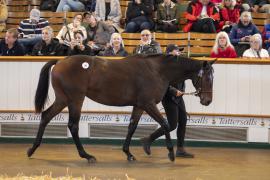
176,90,184,97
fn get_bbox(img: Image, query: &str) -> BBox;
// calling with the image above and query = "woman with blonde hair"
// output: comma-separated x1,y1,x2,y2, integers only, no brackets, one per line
102,32,128,56
211,31,237,58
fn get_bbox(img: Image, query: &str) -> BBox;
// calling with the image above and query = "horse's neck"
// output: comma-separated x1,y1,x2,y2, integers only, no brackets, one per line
162,58,202,83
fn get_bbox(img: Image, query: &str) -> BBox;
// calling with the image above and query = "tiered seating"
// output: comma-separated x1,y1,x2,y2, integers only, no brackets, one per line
252,12,270,32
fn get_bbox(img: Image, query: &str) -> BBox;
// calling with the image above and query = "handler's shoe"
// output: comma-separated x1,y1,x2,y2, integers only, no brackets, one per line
141,137,151,155
176,150,194,158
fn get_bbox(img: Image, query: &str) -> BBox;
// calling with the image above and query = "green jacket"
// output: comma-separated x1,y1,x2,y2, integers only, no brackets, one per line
157,2,179,25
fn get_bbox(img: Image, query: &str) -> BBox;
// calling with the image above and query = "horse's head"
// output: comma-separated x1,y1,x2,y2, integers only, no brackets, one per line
191,60,215,106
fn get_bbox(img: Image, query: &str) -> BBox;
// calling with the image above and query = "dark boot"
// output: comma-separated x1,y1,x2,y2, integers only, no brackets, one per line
141,137,151,155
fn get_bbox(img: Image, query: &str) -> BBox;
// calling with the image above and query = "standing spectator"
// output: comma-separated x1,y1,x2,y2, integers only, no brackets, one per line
229,11,260,56
18,9,49,54
56,0,86,12
125,0,154,33
183,0,220,33
56,14,86,55
141,43,194,159
211,31,237,58
68,30,93,55
0,28,25,56
133,29,162,54
83,13,113,55
219,0,243,33
101,32,128,56
243,34,269,58
95,0,122,33
32,26,63,56
156,0,179,33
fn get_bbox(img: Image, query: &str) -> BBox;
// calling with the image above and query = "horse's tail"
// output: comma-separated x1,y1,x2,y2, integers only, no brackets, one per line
35,60,58,113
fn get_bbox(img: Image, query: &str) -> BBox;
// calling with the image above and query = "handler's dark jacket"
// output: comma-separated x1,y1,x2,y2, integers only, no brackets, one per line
164,82,185,105
32,38,63,56
133,40,162,55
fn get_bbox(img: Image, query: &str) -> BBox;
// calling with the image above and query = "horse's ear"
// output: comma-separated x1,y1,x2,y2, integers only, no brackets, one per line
209,59,217,65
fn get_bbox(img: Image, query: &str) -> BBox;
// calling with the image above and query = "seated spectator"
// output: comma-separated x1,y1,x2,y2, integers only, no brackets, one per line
153,0,177,11
86,0,96,12
241,0,270,13
229,11,260,56
211,31,237,58
156,0,179,33
166,44,184,56
40,0,60,11
101,32,128,56
0,28,25,56
68,30,93,55
32,26,63,56
83,13,113,55
183,0,220,33
18,9,49,54
56,14,86,55
243,34,269,58
219,0,243,33
56,0,86,12
125,0,154,33
262,20,270,50
133,29,162,54
95,0,122,33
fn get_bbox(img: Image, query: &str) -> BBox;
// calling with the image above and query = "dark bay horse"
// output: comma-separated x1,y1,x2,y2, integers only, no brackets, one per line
27,54,215,163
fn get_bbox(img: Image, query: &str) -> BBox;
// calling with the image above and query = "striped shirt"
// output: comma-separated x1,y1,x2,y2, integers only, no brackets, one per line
18,18,49,38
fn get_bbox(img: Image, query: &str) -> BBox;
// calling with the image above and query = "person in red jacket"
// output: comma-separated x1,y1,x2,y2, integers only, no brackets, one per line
183,0,220,33
219,0,243,33
211,31,237,58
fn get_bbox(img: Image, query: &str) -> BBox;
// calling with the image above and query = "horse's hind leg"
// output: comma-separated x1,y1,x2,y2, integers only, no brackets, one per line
27,99,66,157
123,106,143,161
143,103,175,162
68,100,96,163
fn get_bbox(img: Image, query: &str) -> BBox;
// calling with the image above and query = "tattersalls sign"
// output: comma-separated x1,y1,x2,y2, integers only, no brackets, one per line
0,112,268,128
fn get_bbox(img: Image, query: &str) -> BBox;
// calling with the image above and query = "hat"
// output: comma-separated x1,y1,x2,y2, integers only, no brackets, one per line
30,9,40,22
166,44,184,54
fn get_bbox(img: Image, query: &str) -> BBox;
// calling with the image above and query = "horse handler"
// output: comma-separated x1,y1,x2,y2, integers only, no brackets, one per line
141,44,194,158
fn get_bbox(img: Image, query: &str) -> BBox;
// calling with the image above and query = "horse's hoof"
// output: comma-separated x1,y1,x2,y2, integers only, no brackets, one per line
128,155,136,161
87,156,97,164
27,148,34,157
141,137,151,155
168,151,175,162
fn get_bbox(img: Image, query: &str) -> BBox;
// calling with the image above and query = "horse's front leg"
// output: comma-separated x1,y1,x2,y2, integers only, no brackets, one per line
143,103,175,162
123,106,143,161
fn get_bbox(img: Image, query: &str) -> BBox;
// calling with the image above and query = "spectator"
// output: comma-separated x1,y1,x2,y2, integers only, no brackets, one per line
101,32,128,56
56,0,86,12
40,0,60,11
83,13,113,55
242,0,270,13
183,0,220,33
0,28,25,56
219,0,243,33
86,0,96,12
133,29,162,54
125,0,154,33
56,14,86,55
18,9,49,54
262,20,270,50
141,43,194,159
156,0,179,33
68,30,93,55
211,31,237,58
32,26,63,56
153,0,177,11
229,11,260,56
166,44,184,56
95,0,122,33
243,34,269,58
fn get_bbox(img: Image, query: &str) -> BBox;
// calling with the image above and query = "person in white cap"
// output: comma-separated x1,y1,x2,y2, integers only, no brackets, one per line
18,9,49,54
